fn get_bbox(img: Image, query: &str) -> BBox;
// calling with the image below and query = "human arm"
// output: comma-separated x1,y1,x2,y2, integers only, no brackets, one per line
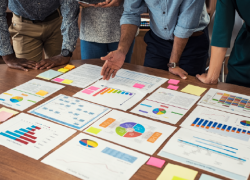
94,0,124,8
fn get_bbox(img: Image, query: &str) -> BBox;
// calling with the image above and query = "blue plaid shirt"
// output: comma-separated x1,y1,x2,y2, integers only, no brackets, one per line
0,0,79,56
121,0,210,40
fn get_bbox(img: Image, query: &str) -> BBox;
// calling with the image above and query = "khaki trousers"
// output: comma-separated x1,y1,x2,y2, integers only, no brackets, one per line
9,14,63,62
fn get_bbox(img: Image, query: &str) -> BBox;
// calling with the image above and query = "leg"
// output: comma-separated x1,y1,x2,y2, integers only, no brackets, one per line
80,40,108,60
43,17,63,58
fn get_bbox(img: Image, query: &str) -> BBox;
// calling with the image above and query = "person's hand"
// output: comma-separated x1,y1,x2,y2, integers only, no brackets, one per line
35,55,70,70
100,50,126,80
3,53,36,71
78,2,95,8
196,73,218,84
169,66,188,80
94,0,123,8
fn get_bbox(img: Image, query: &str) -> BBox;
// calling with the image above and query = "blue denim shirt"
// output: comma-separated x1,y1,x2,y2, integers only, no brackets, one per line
121,0,210,40
0,0,79,56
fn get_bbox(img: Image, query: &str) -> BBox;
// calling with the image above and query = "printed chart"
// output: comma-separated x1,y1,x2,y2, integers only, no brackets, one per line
42,133,149,180
52,64,102,88
100,69,168,93
29,95,111,130
84,110,176,155
181,106,250,145
131,88,200,124
0,113,76,160
0,79,64,111
158,128,250,180
74,81,147,111
198,88,250,117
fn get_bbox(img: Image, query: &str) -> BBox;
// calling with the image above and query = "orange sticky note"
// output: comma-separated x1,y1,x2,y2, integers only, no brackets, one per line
36,90,48,96
64,64,75,70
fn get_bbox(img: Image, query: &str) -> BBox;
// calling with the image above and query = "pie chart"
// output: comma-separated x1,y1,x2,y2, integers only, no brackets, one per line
10,96,23,103
79,139,98,148
116,122,145,138
152,108,166,115
240,120,250,126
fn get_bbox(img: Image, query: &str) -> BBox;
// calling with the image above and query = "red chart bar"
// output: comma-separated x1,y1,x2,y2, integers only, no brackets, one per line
35,127,41,130
15,138,28,145
20,136,36,143
26,131,35,135
93,88,108,97
23,133,37,139
31,129,36,131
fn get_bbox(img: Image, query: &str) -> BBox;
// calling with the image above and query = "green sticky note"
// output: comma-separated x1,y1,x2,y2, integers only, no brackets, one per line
172,176,188,180
86,127,102,134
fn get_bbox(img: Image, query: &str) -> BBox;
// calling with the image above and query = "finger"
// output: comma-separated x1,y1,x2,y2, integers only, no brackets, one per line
101,62,109,76
46,63,55,69
101,52,113,61
39,63,51,70
22,64,36,69
36,60,46,69
103,67,111,80
11,65,28,72
102,1,116,7
178,71,187,80
112,69,118,78
106,68,114,81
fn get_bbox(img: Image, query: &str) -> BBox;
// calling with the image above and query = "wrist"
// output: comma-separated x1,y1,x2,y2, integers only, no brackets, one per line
2,53,16,61
207,70,220,83
117,47,127,57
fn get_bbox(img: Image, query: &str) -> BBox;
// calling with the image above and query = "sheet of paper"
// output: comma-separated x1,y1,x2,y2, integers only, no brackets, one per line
199,174,222,180
84,110,176,155
167,85,179,90
53,64,102,88
181,85,207,96
36,69,63,80
42,133,149,180
0,79,65,111
99,69,168,93
157,163,198,180
158,128,250,180
181,106,250,146
146,157,165,168
0,113,76,160
131,88,200,124
168,79,180,85
73,81,147,111
0,107,19,115
0,111,13,122
198,88,250,117
29,95,111,130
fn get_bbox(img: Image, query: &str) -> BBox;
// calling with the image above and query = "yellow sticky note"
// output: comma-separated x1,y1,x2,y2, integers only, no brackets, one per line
62,79,73,84
181,84,207,96
58,68,69,73
36,90,48,96
157,163,198,180
0,107,19,115
64,64,75,70
86,127,102,135
36,76,50,80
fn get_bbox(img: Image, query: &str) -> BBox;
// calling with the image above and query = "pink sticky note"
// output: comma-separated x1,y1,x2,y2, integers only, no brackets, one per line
82,89,94,95
88,86,100,91
167,85,179,90
133,83,145,89
53,78,64,82
168,79,180,85
0,111,13,122
146,157,166,168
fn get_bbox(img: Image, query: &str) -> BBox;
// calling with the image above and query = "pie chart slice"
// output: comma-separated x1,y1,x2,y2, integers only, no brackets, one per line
152,108,166,115
10,96,23,103
116,122,145,138
79,139,98,148
240,120,250,126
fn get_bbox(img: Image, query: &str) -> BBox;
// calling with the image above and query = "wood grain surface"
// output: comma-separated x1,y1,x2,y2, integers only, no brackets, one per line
0,59,249,180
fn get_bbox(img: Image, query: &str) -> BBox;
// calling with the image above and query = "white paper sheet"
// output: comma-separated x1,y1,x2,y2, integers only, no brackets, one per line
181,106,250,146
0,79,64,111
0,113,76,160
84,110,176,155
73,81,147,111
158,128,250,180
29,94,111,130
198,88,250,117
131,88,200,124
52,64,102,88
42,133,149,180
100,69,168,93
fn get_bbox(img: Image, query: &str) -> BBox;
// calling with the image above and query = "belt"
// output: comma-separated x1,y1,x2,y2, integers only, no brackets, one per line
191,31,204,37
14,10,60,24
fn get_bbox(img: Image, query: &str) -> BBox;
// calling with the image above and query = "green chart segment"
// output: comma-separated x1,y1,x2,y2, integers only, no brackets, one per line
116,122,145,138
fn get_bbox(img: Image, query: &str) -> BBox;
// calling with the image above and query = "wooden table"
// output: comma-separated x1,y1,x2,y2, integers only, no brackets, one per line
0,59,250,180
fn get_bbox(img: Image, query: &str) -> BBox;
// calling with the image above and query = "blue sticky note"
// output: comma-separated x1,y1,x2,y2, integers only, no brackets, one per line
37,70,63,80
199,174,222,180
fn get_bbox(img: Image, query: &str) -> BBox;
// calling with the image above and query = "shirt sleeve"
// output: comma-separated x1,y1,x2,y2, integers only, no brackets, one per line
60,0,79,52
0,0,14,56
174,0,206,38
120,0,146,27
211,0,235,48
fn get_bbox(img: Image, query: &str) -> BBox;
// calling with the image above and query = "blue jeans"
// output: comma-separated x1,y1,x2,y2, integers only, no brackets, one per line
80,40,135,63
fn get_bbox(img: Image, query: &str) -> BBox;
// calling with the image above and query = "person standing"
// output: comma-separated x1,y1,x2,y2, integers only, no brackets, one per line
0,0,79,71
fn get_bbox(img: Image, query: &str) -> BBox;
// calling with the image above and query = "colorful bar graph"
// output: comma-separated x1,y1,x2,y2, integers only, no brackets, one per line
221,125,227,131
212,122,218,129
196,119,204,127
206,121,213,129
93,88,108,97
201,120,209,128
191,118,200,126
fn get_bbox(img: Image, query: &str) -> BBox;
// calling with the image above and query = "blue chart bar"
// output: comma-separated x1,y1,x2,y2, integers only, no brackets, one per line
191,118,200,126
196,119,204,127
31,125,36,128
20,128,28,133
226,126,232,132
248,131,250,135
201,120,209,128
206,121,213,129
14,130,25,135
237,128,242,134
26,127,32,131
102,147,138,163
217,123,223,129
242,130,247,134
221,125,227,131
232,127,237,132
212,122,218,129
6,131,21,138
0,132,16,140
